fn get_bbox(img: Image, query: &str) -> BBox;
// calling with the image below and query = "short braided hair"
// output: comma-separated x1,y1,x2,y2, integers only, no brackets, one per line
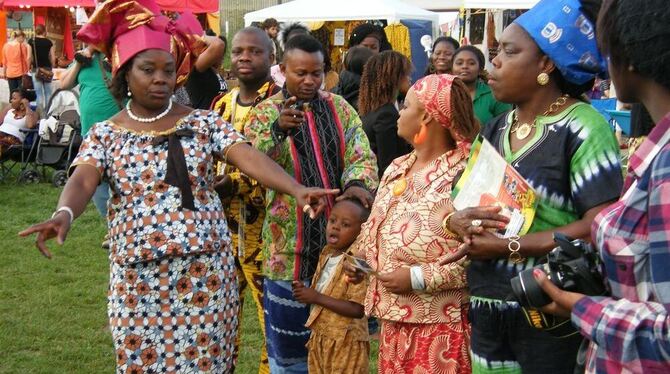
597,0,670,90
358,51,411,116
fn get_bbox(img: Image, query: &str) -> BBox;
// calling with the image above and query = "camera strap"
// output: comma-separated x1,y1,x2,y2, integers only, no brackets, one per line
520,307,579,338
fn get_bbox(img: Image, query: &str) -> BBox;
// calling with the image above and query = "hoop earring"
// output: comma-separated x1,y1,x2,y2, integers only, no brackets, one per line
413,123,429,145
537,72,550,86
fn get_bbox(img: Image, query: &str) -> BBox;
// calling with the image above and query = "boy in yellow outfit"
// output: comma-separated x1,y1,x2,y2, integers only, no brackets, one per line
213,27,280,374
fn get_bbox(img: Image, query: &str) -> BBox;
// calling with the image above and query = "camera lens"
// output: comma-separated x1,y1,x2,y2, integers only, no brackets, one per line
510,268,553,308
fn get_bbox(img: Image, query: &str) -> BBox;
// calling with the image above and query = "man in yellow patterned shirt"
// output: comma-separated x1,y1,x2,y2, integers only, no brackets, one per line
212,27,279,374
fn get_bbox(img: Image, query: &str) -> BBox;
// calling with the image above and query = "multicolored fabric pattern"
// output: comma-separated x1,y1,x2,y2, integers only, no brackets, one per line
71,110,245,372
245,90,378,281
378,316,471,373
110,252,239,373
468,102,623,372
215,83,278,374
71,111,244,266
472,102,622,284
572,113,670,373
359,149,470,324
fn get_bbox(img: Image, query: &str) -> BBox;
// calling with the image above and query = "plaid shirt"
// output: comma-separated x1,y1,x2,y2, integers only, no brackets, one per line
572,112,670,373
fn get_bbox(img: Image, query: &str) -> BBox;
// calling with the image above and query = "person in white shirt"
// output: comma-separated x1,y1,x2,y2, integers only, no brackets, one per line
0,88,37,156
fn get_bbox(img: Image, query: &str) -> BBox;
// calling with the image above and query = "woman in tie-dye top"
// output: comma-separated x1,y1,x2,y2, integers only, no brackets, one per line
443,0,624,373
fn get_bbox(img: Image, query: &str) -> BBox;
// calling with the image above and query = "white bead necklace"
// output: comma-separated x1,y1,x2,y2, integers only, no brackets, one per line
126,99,173,123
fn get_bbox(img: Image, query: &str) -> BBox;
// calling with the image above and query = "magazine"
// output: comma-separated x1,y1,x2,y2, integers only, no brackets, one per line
452,136,537,237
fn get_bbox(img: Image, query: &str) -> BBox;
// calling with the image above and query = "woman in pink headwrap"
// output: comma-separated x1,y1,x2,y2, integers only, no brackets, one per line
345,74,479,373
18,1,336,373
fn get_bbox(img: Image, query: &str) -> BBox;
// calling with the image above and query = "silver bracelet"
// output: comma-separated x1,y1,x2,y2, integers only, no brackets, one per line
410,265,426,291
52,206,74,225
507,235,524,264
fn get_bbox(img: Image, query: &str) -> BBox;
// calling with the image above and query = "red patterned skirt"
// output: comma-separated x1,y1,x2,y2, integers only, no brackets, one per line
378,309,471,374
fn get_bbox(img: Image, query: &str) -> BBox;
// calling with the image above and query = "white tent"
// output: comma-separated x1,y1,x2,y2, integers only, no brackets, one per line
244,0,439,32
464,0,539,8
400,0,463,10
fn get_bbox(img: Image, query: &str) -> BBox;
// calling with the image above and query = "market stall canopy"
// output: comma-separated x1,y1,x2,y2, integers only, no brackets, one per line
464,0,539,8
0,0,95,6
244,0,439,28
400,0,463,10
155,0,217,13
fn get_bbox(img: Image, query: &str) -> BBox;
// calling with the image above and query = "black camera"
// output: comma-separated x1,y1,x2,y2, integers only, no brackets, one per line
510,232,607,309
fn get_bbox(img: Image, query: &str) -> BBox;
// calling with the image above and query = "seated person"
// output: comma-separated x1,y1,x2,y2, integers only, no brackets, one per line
0,88,37,156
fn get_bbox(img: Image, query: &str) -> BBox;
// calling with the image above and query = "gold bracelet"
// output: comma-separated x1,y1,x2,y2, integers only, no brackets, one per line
507,235,524,264
441,212,460,239
222,141,250,163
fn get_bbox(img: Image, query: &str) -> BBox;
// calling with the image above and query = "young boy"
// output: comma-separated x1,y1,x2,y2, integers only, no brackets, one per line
292,198,370,373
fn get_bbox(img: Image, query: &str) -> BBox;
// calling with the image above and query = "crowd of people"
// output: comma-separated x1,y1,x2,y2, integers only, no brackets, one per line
12,0,670,373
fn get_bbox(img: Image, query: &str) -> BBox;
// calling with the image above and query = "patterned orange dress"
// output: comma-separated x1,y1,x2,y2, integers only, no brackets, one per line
357,149,472,373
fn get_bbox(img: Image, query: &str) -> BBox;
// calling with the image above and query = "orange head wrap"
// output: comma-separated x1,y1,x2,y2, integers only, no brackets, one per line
412,73,470,151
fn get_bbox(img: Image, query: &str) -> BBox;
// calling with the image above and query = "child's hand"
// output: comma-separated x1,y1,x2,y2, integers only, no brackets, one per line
292,281,319,305
343,262,365,284
377,268,412,294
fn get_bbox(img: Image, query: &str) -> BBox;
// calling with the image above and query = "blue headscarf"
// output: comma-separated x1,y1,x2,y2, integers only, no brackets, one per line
515,0,607,85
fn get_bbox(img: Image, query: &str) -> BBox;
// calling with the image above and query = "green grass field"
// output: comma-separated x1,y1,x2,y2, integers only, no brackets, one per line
0,180,377,373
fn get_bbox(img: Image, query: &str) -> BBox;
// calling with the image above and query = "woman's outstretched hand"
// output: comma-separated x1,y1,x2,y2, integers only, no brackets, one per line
295,187,340,219
18,212,71,259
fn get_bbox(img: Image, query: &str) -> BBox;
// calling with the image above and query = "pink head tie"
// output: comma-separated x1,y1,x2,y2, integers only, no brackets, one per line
77,0,204,85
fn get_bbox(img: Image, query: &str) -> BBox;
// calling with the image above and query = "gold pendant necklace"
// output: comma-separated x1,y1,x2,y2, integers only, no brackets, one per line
392,152,416,196
392,178,407,196
511,94,570,141
514,122,533,140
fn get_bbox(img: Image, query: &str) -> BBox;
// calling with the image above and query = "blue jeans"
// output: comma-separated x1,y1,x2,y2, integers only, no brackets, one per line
92,182,110,218
32,75,53,113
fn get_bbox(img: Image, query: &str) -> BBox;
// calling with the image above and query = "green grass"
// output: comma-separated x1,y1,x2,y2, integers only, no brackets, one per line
0,181,378,373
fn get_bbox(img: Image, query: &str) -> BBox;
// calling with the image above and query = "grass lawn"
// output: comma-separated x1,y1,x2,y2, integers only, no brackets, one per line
0,180,377,373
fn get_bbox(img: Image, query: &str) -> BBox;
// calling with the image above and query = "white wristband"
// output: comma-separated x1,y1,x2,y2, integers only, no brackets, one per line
410,266,425,291
52,206,74,225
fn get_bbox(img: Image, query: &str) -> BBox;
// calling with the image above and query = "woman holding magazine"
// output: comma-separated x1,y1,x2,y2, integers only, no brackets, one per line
346,74,479,373
442,0,624,373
